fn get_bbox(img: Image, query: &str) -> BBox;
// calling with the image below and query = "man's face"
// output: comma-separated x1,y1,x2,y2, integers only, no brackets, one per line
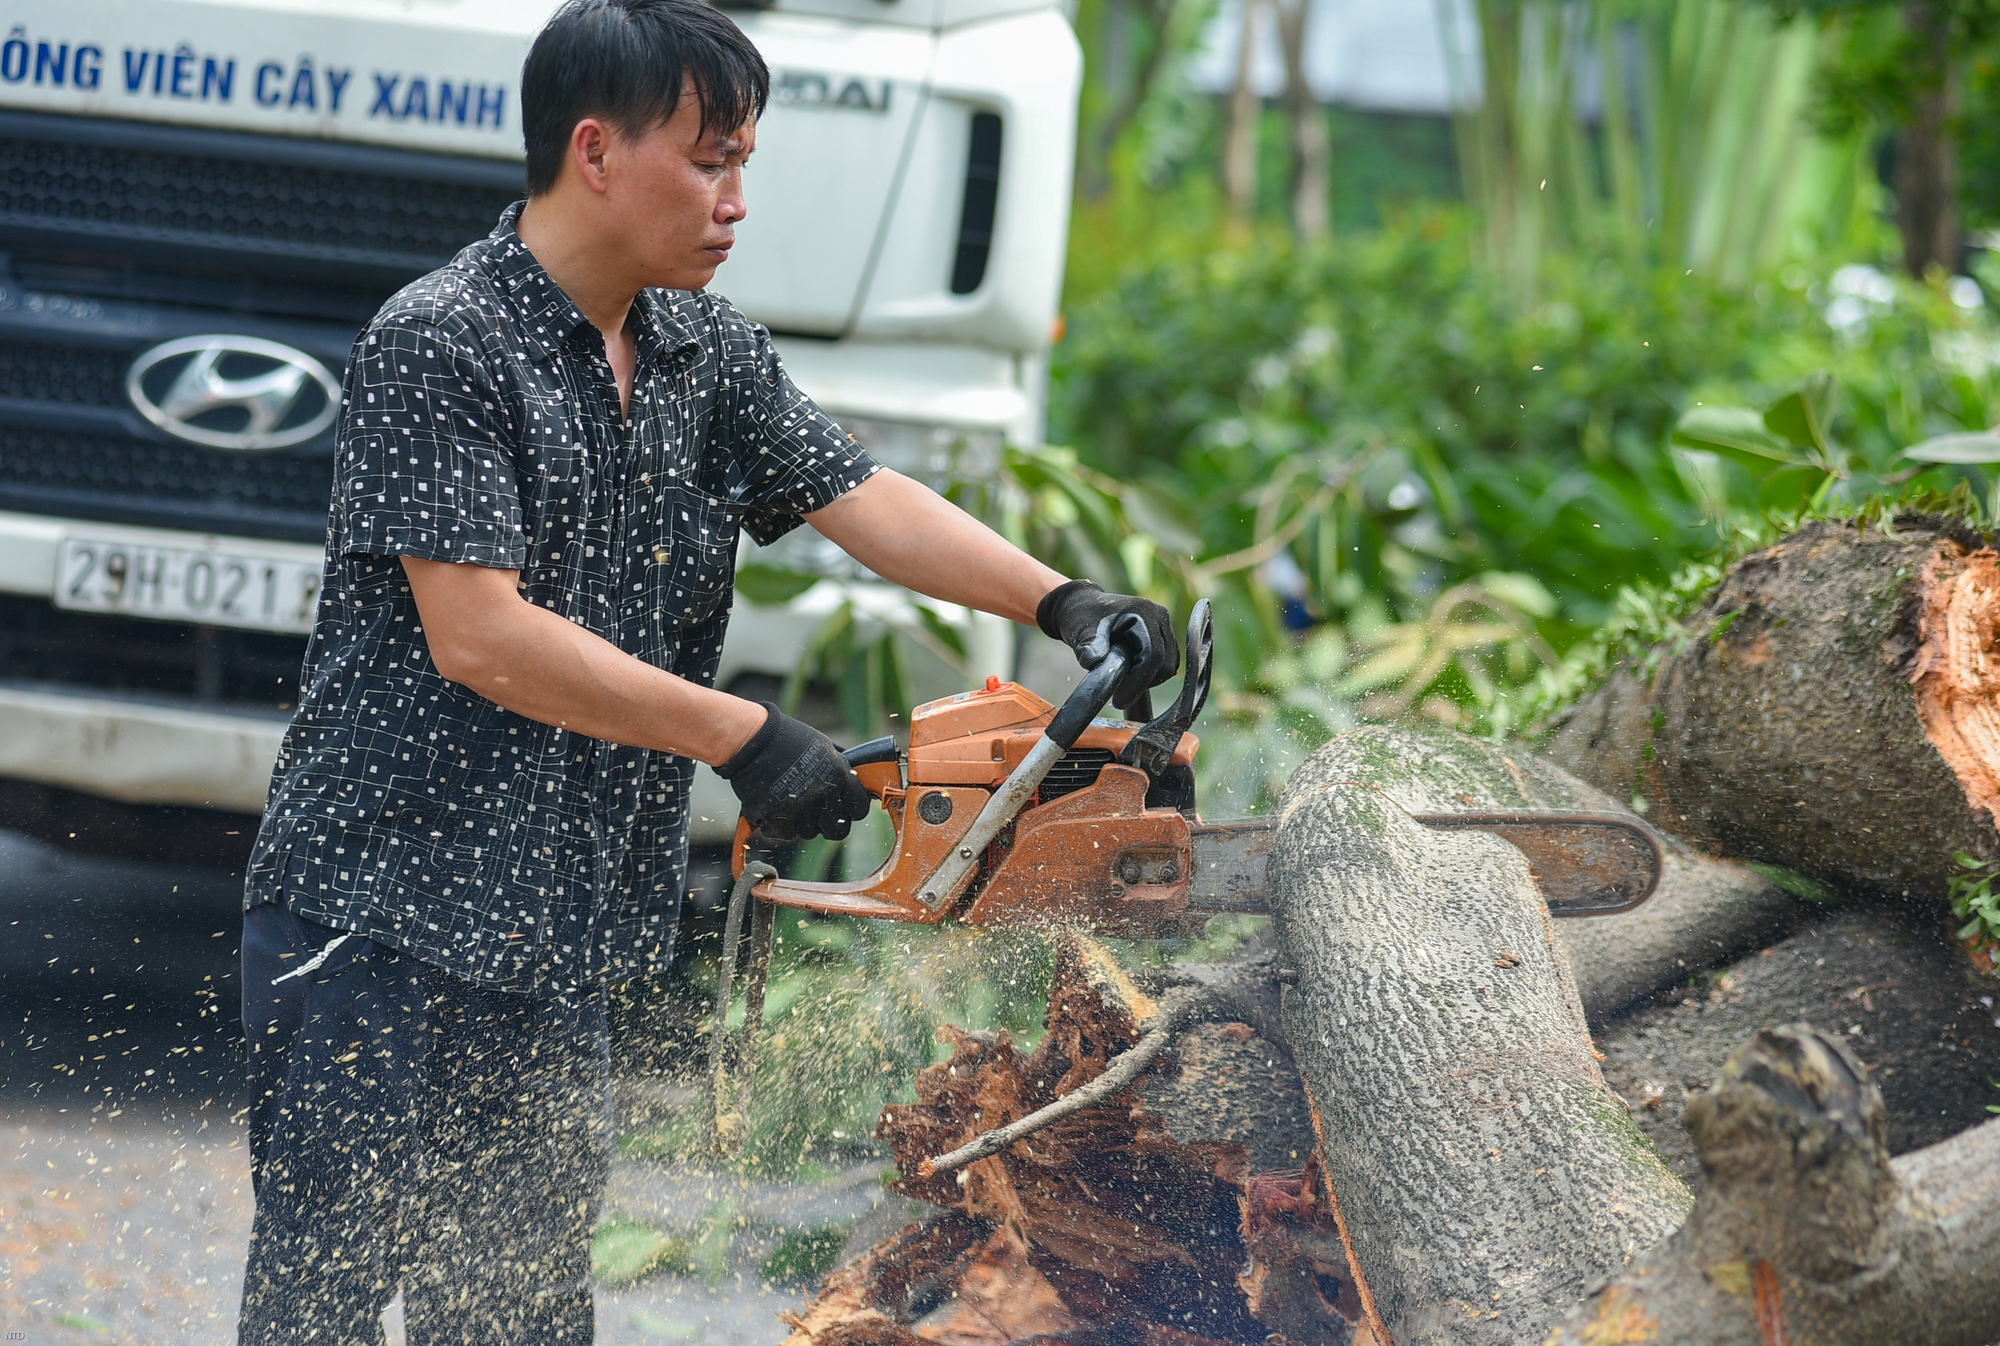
605,94,756,292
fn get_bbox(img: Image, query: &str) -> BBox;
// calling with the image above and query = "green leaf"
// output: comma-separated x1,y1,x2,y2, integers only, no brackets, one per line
1762,373,1835,454
1746,862,1843,905
1902,432,2000,465
592,1219,691,1287
1755,462,1822,512
1672,406,1806,468
913,604,970,662
735,562,822,607
1472,571,1558,618
54,1314,112,1335
762,1224,852,1284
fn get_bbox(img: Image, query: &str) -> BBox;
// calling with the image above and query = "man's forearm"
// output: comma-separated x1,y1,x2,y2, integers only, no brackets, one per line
402,557,765,765
805,469,1065,624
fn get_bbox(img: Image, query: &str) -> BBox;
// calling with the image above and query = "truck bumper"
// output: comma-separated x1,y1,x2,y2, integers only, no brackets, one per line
0,682,286,815
0,680,761,845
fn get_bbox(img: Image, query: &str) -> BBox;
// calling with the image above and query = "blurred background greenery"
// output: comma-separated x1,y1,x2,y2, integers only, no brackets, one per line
1046,0,2000,797
635,0,2000,1183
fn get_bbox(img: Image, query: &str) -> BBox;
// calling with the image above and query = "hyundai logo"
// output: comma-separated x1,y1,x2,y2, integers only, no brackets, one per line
127,335,340,451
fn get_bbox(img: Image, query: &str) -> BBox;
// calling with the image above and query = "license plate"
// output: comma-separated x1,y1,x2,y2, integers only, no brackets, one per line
53,537,322,635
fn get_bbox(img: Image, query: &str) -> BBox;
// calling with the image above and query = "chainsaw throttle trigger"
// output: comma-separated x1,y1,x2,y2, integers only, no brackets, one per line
1119,599,1214,780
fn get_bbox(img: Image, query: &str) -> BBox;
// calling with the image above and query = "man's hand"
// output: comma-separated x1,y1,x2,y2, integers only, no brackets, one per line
715,703,871,841
1037,580,1180,697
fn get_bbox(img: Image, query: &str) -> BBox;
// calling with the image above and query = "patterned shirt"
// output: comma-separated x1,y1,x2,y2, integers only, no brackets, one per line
244,204,880,994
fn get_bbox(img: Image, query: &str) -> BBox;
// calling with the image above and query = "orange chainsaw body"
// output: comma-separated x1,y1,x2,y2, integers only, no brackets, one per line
733,677,1200,934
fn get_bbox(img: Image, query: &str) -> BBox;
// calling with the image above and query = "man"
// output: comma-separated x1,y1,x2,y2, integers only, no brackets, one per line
235,0,1175,1340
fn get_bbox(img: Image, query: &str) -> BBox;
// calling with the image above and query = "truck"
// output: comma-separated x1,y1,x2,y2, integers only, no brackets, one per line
0,0,1080,865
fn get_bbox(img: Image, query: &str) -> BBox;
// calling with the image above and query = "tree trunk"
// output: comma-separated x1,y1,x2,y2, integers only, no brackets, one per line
1272,724,1807,1024
782,642,2000,1345
1551,1024,2000,1346
1897,0,1959,277
1269,728,1695,1345
1222,0,1262,236
1544,518,2000,928
1274,0,1328,242
1081,0,1182,202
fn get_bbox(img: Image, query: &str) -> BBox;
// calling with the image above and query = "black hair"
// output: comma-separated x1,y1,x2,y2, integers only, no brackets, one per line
522,0,770,196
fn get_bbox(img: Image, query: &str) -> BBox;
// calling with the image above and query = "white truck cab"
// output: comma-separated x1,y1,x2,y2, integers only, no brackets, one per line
0,0,1079,849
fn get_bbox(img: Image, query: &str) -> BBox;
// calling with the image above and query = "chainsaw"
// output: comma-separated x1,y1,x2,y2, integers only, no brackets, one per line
727,598,1661,936
705,601,1663,1154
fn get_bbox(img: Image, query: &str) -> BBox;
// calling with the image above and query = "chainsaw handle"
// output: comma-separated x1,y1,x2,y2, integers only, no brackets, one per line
1048,645,1131,749
1049,614,1148,749
731,734,902,878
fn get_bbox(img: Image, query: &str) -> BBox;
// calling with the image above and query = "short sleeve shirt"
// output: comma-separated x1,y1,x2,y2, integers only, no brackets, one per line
243,203,880,995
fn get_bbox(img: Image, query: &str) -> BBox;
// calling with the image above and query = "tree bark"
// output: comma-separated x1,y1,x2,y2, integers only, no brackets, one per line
1543,518,2000,925
1276,724,1807,1024
776,692,2000,1344
1268,728,1695,1345
1897,0,1959,278
1273,0,1328,242
1221,0,1263,236
1551,1024,2000,1346
1597,903,2000,1189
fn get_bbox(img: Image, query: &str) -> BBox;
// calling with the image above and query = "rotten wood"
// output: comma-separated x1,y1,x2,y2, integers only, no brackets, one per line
782,935,1359,1346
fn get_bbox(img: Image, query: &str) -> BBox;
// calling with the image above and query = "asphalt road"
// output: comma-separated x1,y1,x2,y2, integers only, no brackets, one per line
0,829,882,1346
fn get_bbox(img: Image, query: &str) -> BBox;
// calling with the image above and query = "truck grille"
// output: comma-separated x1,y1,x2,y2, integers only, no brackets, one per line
0,109,524,281
0,340,127,406
0,425,333,540
0,593,305,709
0,110,522,540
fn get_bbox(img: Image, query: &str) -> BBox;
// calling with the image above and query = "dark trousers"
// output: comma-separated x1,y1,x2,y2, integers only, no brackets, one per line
238,904,612,1346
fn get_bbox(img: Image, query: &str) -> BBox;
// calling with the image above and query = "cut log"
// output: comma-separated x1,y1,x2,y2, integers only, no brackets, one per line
1270,724,1806,1023
1598,904,2000,1187
1550,1024,2000,1346
783,935,1360,1346
1269,726,1696,1344
1545,516,2000,922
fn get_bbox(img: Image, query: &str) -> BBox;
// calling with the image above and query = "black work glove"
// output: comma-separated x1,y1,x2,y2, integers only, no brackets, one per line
716,702,871,842
1037,579,1180,701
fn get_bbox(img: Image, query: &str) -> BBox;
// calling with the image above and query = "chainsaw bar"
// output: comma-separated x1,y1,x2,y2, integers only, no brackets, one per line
1186,810,1664,918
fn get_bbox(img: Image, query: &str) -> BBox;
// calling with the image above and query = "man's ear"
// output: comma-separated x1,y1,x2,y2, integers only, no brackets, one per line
570,117,613,196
